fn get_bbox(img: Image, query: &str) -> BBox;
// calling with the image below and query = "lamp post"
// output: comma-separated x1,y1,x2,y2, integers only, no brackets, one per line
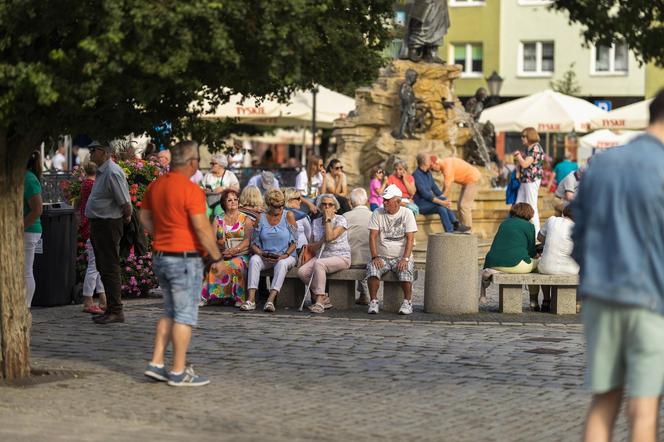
485,71,504,107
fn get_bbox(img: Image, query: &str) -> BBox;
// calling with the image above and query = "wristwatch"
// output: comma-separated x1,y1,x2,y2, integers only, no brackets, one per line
401,257,410,262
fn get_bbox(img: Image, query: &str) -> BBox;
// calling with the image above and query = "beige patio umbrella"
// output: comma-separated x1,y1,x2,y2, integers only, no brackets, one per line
589,98,653,130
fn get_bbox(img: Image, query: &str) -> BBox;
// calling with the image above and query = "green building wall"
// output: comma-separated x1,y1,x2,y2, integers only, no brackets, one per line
646,63,664,98
441,2,501,98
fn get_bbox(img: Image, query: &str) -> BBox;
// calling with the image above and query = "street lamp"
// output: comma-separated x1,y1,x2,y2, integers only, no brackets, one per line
485,71,504,107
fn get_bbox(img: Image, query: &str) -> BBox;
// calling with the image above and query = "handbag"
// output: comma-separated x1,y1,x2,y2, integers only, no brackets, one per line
297,244,315,267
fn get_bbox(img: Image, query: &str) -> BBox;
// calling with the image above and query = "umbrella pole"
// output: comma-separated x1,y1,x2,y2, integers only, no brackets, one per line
312,86,318,156
301,130,307,166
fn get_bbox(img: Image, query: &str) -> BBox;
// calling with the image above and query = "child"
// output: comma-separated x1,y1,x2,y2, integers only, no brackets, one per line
369,166,387,211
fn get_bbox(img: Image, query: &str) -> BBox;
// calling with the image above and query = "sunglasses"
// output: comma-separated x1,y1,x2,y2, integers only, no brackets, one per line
210,162,218,165
271,203,284,209
320,202,335,207
334,166,343,170
289,197,301,201
376,170,384,174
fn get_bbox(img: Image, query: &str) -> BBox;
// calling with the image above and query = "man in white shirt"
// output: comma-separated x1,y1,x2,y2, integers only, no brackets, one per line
553,169,581,215
366,184,418,315
343,188,373,305
52,146,67,171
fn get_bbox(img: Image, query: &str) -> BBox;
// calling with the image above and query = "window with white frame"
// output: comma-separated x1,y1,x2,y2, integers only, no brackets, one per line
450,0,486,6
451,43,483,76
519,41,554,76
592,42,628,74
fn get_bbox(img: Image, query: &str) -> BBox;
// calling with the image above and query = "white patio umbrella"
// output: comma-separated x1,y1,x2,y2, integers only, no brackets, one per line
197,86,355,129
577,129,642,163
589,98,653,130
479,89,607,133
197,94,312,127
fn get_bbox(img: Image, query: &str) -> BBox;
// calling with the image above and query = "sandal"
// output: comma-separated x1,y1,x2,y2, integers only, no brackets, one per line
239,300,256,311
308,303,325,314
83,304,104,314
321,295,333,310
263,301,276,313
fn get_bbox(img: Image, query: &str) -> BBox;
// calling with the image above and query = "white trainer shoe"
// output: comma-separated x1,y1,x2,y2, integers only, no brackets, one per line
398,300,413,315
368,299,379,314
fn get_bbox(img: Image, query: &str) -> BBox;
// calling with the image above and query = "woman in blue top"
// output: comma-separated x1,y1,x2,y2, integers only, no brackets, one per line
24,150,44,309
241,189,298,312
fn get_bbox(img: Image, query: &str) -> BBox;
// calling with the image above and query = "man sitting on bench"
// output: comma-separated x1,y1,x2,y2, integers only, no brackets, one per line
366,185,418,315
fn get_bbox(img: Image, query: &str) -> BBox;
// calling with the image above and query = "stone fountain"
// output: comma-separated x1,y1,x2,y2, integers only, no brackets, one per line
332,59,488,189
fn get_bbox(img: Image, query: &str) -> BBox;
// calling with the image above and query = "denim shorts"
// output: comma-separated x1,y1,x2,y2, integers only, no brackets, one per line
153,255,204,326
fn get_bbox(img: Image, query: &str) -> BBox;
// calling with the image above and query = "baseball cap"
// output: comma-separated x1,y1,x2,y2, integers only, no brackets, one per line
382,184,403,200
87,140,112,152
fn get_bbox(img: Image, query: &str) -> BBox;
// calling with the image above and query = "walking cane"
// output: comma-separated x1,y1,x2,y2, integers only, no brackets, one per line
298,243,325,312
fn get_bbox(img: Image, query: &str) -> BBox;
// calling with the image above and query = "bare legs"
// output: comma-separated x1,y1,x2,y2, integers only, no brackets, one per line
584,389,661,442
149,317,192,373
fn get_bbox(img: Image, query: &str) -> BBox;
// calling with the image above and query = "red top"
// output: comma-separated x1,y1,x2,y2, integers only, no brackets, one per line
387,174,414,198
79,178,94,240
141,172,207,253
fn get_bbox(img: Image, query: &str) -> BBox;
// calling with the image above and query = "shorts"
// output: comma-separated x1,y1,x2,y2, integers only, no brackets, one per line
366,256,414,283
153,255,204,326
583,297,664,397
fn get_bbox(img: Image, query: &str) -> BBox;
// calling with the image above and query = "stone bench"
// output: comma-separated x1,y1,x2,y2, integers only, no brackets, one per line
261,266,418,312
491,273,579,315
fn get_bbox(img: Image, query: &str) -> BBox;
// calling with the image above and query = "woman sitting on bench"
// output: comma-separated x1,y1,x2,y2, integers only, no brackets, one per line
484,202,539,309
297,194,351,314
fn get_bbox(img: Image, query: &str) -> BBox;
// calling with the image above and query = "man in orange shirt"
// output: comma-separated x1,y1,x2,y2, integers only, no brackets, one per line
140,140,223,387
430,155,482,229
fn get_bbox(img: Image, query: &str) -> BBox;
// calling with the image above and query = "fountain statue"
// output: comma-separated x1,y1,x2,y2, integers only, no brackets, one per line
400,0,450,64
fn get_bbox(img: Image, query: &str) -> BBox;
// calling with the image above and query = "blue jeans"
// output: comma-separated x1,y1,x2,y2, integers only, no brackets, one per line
153,255,204,326
417,201,457,232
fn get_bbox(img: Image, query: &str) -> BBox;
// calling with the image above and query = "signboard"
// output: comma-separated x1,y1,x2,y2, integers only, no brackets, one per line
594,100,612,112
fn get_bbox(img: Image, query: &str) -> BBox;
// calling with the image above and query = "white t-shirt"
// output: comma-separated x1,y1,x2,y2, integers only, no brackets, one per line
368,206,418,259
295,170,323,196
52,153,66,171
200,170,239,190
538,216,579,275
312,215,351,259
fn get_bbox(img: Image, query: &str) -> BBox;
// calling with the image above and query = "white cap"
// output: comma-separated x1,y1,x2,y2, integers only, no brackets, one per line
382,184,403,200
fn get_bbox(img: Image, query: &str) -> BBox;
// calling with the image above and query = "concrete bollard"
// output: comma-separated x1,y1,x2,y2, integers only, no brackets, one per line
424,233,478,314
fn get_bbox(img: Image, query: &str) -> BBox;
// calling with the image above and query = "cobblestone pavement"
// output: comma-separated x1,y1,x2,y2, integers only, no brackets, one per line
1,285,662,441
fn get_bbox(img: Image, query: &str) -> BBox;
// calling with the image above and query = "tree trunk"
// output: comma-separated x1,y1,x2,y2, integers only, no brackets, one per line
0,131,31,380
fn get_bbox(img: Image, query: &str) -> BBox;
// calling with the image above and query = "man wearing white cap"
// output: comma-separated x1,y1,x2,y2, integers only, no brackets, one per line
366,184,418,315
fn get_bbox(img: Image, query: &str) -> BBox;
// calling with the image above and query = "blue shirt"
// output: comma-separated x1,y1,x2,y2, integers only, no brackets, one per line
571,134,664,314
412,167,445,206
251,211,296,256
553,160,578,185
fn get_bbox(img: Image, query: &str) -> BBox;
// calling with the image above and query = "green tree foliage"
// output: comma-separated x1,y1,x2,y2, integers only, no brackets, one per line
551,1,664,67
1,0,393,144
550,63,581,96
0,0,393,379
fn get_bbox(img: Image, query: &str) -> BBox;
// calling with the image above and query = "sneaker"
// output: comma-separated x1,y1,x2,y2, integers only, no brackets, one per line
144,363,168,382
398,300,413,315
368,299,379,315
167,366,210,387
